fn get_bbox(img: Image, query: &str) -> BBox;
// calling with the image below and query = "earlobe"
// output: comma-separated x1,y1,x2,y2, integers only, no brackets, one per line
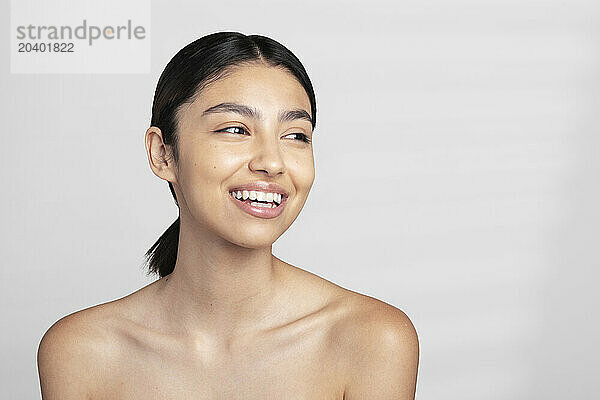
145,126,178,184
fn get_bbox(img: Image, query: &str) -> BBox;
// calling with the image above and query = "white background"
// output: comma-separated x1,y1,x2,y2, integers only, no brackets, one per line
1,0,599,398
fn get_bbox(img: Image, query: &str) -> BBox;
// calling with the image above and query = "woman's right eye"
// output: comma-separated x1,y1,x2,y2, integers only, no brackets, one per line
216,126,248,135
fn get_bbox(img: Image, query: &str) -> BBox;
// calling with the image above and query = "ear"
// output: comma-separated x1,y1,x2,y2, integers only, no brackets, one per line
145,126,178,185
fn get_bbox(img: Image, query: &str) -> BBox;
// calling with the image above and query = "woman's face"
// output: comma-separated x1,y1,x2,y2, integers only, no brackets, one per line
169,62,315,248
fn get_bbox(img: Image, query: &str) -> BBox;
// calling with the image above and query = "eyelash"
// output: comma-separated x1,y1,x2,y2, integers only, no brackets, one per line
215,126,312,144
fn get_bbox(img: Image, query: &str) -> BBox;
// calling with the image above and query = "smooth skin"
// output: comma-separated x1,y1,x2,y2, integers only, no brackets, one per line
37,62,419,399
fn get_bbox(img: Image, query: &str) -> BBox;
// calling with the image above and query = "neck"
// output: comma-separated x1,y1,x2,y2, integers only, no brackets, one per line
154,213,284,342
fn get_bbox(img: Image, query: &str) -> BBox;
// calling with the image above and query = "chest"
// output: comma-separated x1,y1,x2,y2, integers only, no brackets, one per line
97,368,342,399
93,326,346,399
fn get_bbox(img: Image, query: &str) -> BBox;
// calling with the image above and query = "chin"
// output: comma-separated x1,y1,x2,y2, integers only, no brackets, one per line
227,235,279,249
220,224,284,249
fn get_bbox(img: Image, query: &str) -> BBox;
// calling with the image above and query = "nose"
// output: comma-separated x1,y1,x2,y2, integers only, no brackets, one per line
248,134,286,177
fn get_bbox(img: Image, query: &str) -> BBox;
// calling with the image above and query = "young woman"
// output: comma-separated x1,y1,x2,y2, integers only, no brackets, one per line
38,32,419,399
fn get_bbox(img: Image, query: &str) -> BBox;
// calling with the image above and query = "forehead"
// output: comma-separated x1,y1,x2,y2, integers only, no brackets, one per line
182,63,312,122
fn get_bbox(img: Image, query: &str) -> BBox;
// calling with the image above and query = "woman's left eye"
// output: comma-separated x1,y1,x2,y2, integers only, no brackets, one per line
284,133,312,143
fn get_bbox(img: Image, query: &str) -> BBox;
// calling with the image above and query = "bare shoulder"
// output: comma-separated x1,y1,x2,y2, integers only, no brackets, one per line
37,303,123,399
331,290,420,400
341,291,418,345
278,258,419,350
277,259,419,396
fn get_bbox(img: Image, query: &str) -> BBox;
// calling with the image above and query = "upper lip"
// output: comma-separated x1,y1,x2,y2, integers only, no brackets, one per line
228,182,289,197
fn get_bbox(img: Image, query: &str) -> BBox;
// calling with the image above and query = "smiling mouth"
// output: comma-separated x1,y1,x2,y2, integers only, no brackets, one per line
228,190,284,208
228,189,288,218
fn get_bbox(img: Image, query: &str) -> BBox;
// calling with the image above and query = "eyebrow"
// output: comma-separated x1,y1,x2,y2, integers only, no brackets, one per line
202,102,313,126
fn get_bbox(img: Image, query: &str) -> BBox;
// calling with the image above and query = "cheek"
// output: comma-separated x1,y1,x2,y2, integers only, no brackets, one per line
288,154,315,191
180,144,243,191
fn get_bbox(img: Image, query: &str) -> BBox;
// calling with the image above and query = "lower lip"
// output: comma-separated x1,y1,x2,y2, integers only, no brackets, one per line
228,193,287,219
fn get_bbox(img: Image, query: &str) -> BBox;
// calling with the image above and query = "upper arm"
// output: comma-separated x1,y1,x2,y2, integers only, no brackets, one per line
37,314,105,400
343,305,420,400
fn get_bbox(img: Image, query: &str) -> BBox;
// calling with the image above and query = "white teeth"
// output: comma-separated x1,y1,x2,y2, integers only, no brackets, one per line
251,202,274,208
230,190,284,205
